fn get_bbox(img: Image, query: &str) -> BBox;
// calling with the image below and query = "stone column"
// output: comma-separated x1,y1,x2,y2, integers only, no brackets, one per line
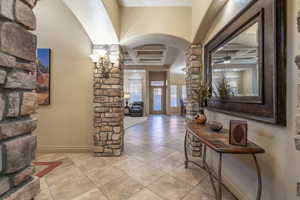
93,45,124,156
185,44,203,157
295,11,300,151
0,0,40,199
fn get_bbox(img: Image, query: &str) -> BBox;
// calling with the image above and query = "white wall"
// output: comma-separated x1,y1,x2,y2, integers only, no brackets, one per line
203,0,300,199
34,0,94,152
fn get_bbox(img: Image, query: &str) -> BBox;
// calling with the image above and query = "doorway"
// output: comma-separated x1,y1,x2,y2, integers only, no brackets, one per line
149,72,167,114
150,86,165,114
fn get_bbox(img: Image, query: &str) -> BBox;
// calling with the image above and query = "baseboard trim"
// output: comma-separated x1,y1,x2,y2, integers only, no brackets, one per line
37,145,93,153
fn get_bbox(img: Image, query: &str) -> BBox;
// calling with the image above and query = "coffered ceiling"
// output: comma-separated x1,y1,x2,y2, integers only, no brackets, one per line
118,0,192,7
123,44,167,66
121,34,190,74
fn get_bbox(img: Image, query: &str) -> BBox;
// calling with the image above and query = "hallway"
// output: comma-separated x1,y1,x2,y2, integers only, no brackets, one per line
36,115,235,200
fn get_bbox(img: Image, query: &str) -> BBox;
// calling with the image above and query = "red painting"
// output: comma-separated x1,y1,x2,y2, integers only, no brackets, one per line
37,48,51,105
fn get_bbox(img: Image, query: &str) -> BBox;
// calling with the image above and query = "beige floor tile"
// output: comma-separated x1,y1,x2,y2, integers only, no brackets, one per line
56,157,75,169
103,155,129,165
165,151,185,163
132,151,165,163
124,164,166,186
150,152,185,173
48,171,95,200
113,157,145,171
182,185,215,200
100,174,144,200
35,116,214,200
170,165,207,186
148,174,193,200
67,153,94,166
86,166,127,187
198,176,237,200
39,178,49,191
35,179,53,200
37,156,75,179
77,157,109,173
45,165,81,186
123,143,147,156
199,176,216,195
72,188,108,200
128,188,163,200
35,189,53,200
150,146,174,156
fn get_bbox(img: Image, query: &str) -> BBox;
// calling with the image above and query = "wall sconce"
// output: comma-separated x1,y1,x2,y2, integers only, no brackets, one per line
90,46,115,79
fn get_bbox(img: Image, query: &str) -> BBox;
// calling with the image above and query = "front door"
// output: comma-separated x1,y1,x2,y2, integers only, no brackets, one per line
150,86,166,114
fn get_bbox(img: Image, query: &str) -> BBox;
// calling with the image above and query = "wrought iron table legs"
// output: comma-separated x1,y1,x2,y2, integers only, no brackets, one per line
252,154,262,200
184,130,218,197
184,130,263,200
217,153,223,200
184,130,189,168
203,145,217,196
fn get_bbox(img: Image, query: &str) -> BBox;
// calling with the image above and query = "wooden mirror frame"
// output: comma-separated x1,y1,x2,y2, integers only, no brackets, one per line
204,0,286,125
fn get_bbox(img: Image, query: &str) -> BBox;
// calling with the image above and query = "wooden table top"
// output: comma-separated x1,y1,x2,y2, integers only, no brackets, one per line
186,123,265,154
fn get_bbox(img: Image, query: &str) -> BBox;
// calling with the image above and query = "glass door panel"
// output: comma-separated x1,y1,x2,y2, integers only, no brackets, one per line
153,88,162,111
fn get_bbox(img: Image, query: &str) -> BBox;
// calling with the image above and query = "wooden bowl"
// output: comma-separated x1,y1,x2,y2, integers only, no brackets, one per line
195,115,207,124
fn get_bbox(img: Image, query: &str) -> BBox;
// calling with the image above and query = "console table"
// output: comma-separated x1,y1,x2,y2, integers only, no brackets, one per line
185,123,265,200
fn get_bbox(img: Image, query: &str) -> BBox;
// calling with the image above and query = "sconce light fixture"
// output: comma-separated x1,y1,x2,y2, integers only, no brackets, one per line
90,46,116,79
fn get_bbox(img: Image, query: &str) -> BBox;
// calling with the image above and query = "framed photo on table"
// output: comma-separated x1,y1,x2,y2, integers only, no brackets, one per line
229,120,248,146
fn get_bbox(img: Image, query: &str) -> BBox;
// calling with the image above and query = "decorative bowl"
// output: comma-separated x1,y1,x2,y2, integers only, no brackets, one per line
207,121,223,132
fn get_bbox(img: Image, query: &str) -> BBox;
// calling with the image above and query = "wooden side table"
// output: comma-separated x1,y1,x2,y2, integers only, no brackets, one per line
185,123,265,200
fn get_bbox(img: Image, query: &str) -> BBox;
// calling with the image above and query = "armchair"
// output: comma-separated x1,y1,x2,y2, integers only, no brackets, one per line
130,101,144,117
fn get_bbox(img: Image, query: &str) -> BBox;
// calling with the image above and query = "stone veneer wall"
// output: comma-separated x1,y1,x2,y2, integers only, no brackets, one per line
93,45,124,156
295,11,300,151
185,44,203,157
0,0,40,199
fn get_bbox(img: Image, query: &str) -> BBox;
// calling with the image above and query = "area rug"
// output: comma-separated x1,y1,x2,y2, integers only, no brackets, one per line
32,161,62,178
124,116,148,129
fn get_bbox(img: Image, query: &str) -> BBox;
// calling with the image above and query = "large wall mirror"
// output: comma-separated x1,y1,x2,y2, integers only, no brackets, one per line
205,0,286,125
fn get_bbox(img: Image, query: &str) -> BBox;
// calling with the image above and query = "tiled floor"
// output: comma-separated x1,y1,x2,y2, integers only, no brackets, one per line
35,115,236,200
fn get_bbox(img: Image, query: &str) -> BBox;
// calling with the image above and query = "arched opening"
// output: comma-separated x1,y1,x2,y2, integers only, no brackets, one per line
118,33,191,156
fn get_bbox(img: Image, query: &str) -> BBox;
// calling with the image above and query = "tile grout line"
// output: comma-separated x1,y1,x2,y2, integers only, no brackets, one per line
66,154,103,200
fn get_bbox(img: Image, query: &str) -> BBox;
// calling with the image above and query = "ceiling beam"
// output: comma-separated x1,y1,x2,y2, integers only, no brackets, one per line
63,0,118,44
193,0,229,44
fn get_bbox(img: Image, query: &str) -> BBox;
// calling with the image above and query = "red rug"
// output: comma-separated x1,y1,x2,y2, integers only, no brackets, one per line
32,161,62,178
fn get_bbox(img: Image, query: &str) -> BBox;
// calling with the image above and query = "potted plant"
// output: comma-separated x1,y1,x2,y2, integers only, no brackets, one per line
217,77,232,99
193,81,212,124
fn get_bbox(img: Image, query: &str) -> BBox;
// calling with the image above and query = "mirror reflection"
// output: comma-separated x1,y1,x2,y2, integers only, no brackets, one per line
211,22,259,98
